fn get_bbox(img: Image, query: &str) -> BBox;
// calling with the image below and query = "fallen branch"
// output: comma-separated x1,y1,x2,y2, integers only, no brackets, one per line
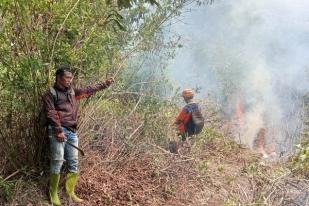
3,170,20,181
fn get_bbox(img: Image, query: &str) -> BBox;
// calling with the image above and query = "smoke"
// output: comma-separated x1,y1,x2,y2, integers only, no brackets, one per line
168,0,309,153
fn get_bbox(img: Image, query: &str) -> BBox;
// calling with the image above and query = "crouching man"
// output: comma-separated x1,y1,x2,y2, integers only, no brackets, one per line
174,89,203,148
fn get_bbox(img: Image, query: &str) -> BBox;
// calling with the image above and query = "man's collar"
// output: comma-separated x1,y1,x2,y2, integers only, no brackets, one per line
185,99,194,104
54,82,70,92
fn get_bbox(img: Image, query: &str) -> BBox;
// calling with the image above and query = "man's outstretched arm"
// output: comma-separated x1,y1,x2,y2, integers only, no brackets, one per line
74,78,114,100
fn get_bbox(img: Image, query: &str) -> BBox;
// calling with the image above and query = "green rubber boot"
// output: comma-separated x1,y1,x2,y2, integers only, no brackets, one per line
49,173,61,206
65,172,83,202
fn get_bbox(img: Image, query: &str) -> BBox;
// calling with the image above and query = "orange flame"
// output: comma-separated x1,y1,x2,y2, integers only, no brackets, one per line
232,98,276,158
234,98,245,127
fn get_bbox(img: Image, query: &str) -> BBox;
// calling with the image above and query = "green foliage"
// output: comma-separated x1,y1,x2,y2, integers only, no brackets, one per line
293,94,309,175
106,0,160,9
241,160,267,179
217,164,225,172
196,160,209,174
142,99,177,145
0,0,192,177
294,142,309,175
297,143,309,162
0,176,16,202
224,198,241,206
225,175,236,185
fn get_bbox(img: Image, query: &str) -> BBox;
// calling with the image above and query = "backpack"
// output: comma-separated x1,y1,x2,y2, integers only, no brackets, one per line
191,105,204,134
38,87,75,126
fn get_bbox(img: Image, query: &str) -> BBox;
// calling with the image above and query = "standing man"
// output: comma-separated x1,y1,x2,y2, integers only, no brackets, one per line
42,65,114,206
174,89,202,146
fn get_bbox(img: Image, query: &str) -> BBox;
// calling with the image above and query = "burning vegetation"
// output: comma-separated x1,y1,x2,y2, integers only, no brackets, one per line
1,0,309,205
230,98,277,159
3,99,308,206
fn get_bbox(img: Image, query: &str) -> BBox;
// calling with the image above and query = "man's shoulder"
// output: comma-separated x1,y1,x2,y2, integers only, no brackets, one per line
186,102,199,107
42,87,57,99
42,88,51,97
184,102,199,112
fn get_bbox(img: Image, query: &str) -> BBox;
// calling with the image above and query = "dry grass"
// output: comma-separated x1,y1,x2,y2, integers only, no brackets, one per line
2,99,309,206
4,130,309,206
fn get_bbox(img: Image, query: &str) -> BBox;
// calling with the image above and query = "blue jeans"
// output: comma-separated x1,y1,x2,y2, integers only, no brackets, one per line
48,126,79,174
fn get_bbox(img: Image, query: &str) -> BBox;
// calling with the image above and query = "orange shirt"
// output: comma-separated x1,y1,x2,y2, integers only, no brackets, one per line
175,106,193,135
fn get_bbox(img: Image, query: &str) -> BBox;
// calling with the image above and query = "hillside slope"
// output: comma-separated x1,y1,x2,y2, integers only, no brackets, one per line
6,127,308,206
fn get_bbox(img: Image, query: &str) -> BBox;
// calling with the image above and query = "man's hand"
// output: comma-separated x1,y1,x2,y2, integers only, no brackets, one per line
56,132,66,142
105,77,114,86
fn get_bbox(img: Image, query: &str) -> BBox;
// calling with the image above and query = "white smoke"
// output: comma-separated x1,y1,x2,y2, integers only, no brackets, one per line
168,0,309,153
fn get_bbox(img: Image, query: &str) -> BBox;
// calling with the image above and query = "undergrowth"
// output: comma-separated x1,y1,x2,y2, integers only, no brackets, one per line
0,176,16,202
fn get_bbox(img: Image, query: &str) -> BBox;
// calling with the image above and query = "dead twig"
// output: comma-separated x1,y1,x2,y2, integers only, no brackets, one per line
3,170,20,181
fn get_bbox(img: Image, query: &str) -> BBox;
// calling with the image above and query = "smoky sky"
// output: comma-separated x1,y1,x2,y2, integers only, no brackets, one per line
168,0,309,152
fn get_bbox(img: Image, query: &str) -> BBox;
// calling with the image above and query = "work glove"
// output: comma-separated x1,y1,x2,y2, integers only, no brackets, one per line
105,77,114,86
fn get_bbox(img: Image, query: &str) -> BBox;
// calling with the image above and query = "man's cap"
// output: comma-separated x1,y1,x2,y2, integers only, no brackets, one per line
182,89,194,98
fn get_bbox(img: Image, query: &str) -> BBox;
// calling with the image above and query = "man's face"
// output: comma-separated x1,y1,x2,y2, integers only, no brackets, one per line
58,71,73,88
183,97,192,103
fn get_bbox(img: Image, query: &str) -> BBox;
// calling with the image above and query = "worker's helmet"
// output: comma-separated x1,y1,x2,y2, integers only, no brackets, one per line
182,89,194,99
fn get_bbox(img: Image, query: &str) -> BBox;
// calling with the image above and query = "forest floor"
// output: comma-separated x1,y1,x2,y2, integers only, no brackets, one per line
4,129,309,206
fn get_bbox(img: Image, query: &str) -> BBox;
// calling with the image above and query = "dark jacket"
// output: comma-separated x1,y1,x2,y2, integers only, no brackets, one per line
42,81,110,136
